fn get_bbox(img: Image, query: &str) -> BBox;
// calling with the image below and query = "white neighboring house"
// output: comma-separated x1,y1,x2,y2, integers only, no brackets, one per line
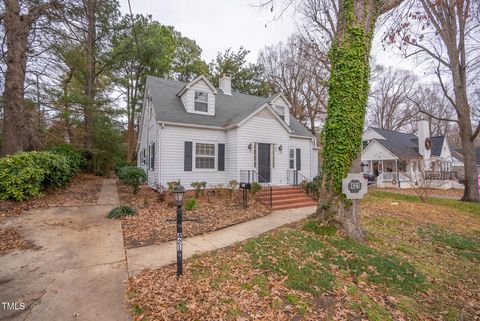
361,120,465,189
137,74,320,190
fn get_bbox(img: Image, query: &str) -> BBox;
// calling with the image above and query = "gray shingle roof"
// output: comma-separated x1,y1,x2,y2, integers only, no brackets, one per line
454,148,480,165
430,136,445,157
370,127,422,159
146,76,313,138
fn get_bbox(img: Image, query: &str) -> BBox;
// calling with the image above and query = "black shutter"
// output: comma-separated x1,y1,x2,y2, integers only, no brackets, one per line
218,143,225,171
151,143,155,170
184,141,192,171
296,148,301,171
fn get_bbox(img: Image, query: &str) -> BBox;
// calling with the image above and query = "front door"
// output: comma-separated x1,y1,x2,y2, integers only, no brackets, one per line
258,143,271,183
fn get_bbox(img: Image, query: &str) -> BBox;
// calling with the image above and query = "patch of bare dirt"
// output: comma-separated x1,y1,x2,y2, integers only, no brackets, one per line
0,228,34,255
0,173,104,217
118,182,271,248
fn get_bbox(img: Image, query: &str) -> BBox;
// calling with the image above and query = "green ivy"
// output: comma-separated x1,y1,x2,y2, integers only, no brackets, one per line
321,0,378,195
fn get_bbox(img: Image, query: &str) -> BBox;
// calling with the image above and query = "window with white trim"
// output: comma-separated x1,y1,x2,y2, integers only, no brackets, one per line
289,148,295,169
149,143,155,171
276,106,285,121
195,143,215,169
194,91,208,112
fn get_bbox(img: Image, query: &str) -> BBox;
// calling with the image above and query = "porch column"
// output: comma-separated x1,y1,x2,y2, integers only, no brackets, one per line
395,159,399,189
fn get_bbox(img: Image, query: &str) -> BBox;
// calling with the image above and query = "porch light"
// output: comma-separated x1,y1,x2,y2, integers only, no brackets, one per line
172,184,185,207
248,143,252,151
278,144,283,152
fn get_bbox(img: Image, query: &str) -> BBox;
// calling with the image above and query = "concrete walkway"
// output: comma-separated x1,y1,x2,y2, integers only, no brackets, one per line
127,205,317,275
0,180,128,321
97,179,120,205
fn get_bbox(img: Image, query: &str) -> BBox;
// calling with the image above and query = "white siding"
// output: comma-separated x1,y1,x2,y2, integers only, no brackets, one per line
160,125,226,188
290,137,315,180
179,79,216,116
270,95,290,125
226,128,238,182
237,108,290,185
137,91,160,187
362,141,398,161
363,128,386,141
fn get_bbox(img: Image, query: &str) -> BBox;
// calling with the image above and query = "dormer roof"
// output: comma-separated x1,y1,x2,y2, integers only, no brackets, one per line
145,76,313,138
176,75,218,97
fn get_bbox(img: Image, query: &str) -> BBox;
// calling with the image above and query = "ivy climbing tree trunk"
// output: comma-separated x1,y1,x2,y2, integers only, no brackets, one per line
318,0,403,241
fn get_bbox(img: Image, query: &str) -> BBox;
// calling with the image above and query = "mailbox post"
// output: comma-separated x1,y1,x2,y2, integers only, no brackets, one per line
239,182,251,208
172,184,185,277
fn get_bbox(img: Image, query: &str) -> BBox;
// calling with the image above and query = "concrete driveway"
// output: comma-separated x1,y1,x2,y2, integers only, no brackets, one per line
0,180,129,321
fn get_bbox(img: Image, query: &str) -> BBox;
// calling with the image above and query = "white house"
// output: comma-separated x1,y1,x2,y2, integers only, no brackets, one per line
137,74,320,193
361,120,464,189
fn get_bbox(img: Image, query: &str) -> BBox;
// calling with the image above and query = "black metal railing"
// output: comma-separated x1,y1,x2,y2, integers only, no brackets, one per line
287,169,318,201
239,169,272,208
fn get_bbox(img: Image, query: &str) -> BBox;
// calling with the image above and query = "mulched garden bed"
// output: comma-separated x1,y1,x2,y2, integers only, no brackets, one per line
0,173,104,217
118,182,271,249
0,228,35,255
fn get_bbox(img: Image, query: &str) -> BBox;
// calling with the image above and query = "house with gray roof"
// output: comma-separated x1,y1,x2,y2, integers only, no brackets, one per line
137,74,319,191
361,121,463,188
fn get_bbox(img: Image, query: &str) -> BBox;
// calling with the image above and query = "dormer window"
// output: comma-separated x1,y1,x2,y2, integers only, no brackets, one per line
276,106,285,121
194,91,208,112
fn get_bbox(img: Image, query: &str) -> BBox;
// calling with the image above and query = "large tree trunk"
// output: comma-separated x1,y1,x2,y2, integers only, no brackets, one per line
449,38,480,202
318,0,402,241
457,113,480,201
1,0,29,156
83,0,96,149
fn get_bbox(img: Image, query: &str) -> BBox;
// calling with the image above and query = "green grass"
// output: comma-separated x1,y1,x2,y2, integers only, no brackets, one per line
244,221,427,297
330,237,427,295
131,304,144,315
418,224,480,262
176,301,188,313
369,190,480,216
244,230,336,295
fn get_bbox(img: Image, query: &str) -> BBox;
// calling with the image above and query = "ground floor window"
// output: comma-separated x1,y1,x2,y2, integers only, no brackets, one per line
289,148,295,169
195,143,215,169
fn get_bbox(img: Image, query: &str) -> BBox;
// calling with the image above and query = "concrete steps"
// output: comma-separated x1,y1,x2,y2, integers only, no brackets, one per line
257,186,317,210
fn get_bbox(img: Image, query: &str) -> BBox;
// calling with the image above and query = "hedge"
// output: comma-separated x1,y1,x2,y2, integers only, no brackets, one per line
0,149,84,201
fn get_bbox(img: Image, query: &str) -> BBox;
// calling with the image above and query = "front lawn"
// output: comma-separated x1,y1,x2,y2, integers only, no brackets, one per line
118,183,271,248
127,192,480,320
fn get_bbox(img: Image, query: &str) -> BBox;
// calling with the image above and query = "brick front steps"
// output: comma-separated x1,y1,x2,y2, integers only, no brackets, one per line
258,186,317,211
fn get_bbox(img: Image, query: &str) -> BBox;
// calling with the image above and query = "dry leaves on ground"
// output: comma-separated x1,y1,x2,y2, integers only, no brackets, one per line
0,173,104,217
118,183,271,248
128,194,480,320
128,246,355,321
0,228,34,255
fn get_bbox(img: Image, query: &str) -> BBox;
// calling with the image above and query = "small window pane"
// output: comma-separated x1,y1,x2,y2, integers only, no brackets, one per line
195,143,215,169
194,91,208,112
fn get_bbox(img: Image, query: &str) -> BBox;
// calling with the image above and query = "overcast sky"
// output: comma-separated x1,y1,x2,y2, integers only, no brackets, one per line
118,0,418,73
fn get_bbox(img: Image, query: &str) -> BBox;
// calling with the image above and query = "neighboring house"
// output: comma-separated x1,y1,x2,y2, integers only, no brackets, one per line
452,147,480,176
137,74,320,190
361,120,463,189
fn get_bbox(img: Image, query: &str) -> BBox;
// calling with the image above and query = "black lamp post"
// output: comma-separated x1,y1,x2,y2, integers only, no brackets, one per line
172,184,185,277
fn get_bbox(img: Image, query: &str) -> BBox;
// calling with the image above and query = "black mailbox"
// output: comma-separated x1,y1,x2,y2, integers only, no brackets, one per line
239,182,251,189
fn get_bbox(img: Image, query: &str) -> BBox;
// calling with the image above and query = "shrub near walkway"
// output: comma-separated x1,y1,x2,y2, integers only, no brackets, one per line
128,194,480,320
117,183,271,248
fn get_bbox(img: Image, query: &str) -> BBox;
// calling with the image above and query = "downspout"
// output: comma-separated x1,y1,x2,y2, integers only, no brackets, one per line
159,123,165,187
